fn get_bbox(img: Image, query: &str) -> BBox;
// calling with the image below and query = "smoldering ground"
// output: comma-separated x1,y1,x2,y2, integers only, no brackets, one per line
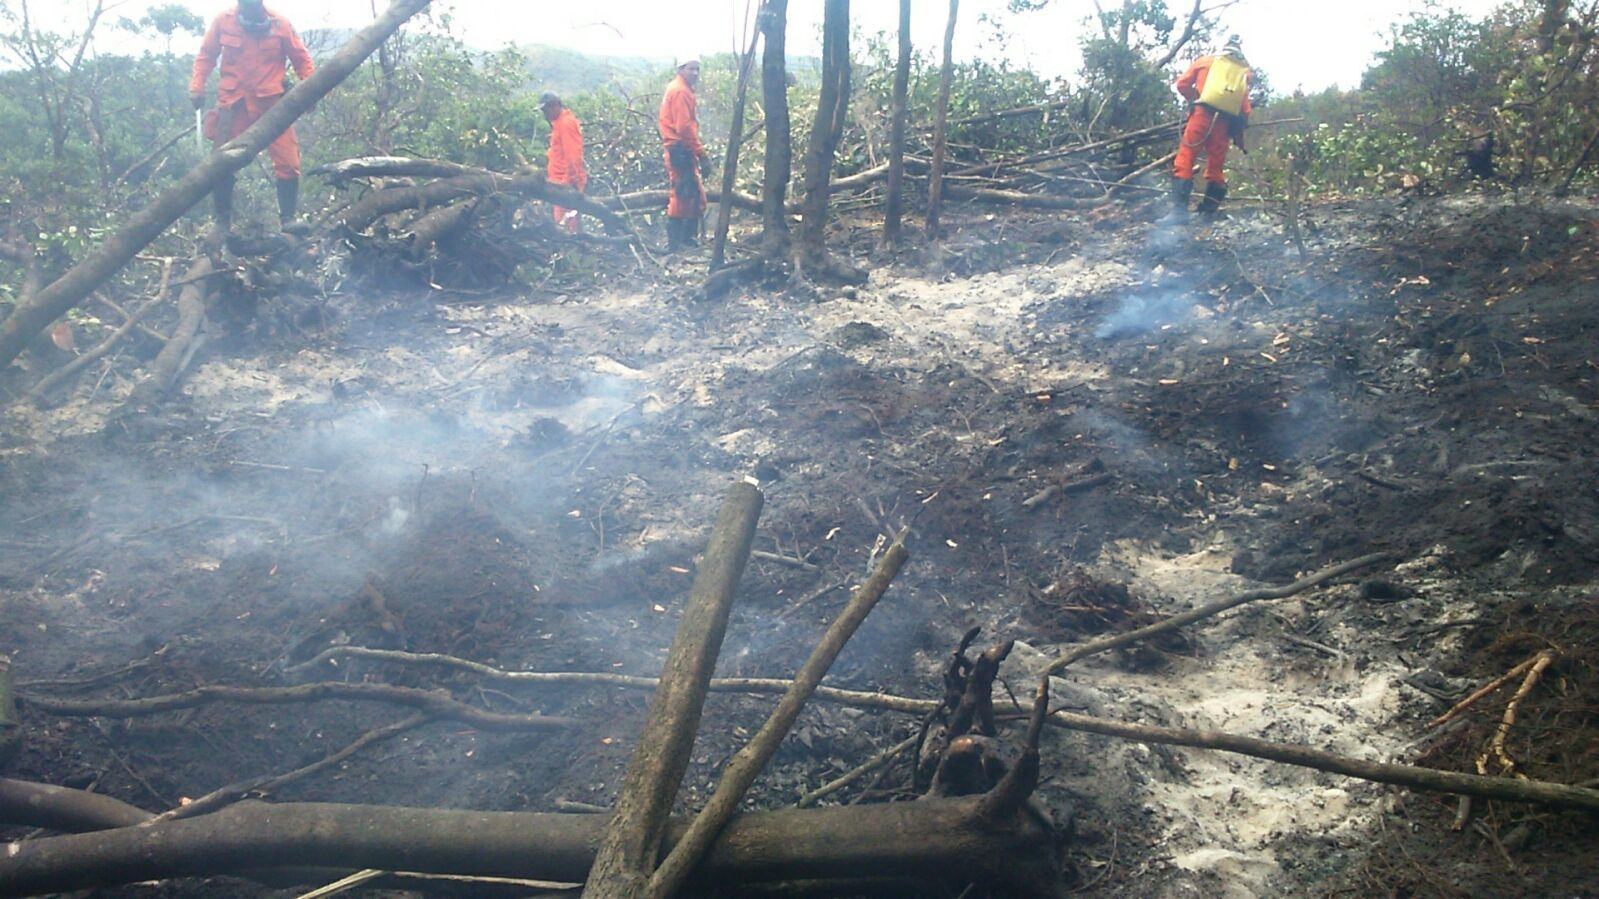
3,192,1598,898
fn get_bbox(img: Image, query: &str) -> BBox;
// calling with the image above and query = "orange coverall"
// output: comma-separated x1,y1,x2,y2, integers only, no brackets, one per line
546,108,588,233
1173,55,1253,186
190,7,315,180
658,74,707,219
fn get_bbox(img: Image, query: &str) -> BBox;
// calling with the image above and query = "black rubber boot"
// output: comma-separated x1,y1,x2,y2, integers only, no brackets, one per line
1163,177,1193,223
1197,181,1228,220
275,177,300,229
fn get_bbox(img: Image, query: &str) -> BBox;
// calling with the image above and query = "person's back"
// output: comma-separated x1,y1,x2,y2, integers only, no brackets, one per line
1167,35,1253,222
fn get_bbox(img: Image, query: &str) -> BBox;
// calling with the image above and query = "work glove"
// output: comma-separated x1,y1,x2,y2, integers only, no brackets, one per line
698,154,713,178
1233,132,1247,152
190,92,206,111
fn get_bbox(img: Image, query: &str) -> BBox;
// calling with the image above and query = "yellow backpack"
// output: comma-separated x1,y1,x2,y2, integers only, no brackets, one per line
1198,54,1250,116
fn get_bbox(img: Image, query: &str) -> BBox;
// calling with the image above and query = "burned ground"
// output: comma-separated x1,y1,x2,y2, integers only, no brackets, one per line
2,190,1597,897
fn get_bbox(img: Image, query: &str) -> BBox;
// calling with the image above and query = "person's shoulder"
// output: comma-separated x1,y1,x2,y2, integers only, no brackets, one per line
210,9,237,29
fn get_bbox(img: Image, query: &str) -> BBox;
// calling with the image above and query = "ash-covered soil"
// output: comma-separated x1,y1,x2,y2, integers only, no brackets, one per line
2,190,1597,897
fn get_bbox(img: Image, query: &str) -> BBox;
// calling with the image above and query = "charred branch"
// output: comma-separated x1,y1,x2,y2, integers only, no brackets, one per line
274,645,1599,815
23,259,171,405
0,658,19,771
118,257,214,411
583,480,764,899
647,536,909,899
19,681,575,732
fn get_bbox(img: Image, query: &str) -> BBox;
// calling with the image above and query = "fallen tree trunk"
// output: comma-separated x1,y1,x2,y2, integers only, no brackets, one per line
403,199,479,258
338,171,622,234
0,0,435,372
309,156,496,183
0,778,151,832
0,795,1062,898
943,184,1108,210
596,188,762,215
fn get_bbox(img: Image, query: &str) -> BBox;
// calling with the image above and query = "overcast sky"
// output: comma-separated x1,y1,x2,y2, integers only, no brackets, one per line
36,0,1509,93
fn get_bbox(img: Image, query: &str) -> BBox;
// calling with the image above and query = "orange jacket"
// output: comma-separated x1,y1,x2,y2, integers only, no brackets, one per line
658,74,705,158
191,6,314,105
1175,55,1253,118
546,108,587,190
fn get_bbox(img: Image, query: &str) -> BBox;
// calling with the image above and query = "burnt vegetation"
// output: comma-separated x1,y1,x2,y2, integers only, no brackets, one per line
2,1,1599,897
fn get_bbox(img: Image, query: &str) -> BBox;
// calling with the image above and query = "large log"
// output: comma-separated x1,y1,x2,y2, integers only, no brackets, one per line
597,189,761,215
309,156,495,183
0,796,1063,898
0,778,151,832
338,171,623,233
0,0,435,371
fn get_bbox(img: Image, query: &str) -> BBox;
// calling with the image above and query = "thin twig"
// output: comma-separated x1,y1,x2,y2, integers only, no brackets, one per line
797,733,919,807
1478,649,1556,778
1428,653,1541,729
150,714,429,823
1043,553,1390,676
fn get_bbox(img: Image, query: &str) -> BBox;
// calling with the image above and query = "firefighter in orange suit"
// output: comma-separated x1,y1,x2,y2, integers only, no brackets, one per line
541,92,588,234
190,0,315,231
658,56,708,250
1170,34,1253,222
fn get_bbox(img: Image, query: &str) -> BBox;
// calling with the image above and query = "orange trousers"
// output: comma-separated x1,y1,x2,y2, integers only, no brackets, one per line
211,94,301,180
1173,106,1231,185
549,173,587,234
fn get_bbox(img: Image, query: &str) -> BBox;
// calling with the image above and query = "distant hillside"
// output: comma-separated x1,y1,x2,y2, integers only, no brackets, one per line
519,44,664,96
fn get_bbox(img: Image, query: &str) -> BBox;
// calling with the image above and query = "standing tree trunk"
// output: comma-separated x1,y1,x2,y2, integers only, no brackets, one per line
796,0,860,281
759,0,791,254
882,0,913,247
0,0,435,373
710,14,763,272
925,0,959,240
